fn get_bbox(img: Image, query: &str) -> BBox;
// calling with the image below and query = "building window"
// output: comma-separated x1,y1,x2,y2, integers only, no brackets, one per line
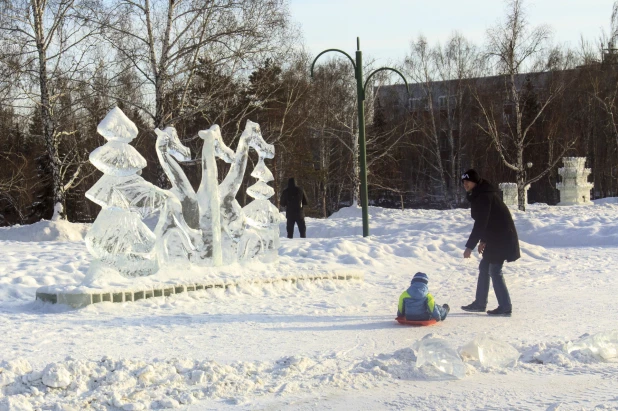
409,97,422,111
503,102,513,123
439,96,447,109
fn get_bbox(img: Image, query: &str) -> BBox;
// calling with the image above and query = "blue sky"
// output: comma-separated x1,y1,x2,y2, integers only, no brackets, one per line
289,0,613,64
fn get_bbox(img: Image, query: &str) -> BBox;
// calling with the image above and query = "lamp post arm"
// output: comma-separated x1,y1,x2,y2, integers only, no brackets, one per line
310,49,357,78
363,67,410,98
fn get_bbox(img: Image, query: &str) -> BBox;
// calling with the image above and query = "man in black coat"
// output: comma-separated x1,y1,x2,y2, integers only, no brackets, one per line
460,169,520,316
280,178,308,238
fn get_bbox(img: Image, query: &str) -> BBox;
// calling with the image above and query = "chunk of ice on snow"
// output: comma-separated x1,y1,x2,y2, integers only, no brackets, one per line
459,334,520,368
564,330,618,361
413,337,466,379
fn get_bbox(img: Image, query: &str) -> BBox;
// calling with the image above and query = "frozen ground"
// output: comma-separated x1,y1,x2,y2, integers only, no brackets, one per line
1,203,618,410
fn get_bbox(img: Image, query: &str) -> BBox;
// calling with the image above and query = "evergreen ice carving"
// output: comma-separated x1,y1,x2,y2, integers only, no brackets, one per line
244,156,281,262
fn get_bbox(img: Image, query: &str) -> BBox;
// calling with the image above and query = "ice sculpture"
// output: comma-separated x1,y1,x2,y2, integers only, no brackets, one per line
155,127,200,230
85,107,279,277
556,157,594,205
564,330,618,361
499,182,529,207
86,108,202,276
244,155,281,262
218,120,275,261
413,337,466,379
196,124,235,266
459,334,520,368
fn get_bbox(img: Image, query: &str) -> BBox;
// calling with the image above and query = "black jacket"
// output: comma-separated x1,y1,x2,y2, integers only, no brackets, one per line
280,178,308,218
465,179,520,263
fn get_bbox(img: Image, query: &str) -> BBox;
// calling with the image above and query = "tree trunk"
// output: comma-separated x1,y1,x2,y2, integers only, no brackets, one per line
517,148,526,211
321,183,327,217
33,0,65,220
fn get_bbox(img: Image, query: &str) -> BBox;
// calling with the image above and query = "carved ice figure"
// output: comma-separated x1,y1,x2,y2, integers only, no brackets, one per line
244,156,281,261
86,209,157,277
196,125,233,266
85,107,201,276
556,157,594,205
218,121,274,260
154,127,199,229
498,182,529,207
85,108,280,277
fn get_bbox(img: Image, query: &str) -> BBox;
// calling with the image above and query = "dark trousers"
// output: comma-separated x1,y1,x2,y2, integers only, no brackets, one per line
286,215,306,238
475,258,512,310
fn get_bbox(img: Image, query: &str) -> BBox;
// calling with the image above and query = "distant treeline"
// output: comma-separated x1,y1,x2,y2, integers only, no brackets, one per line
1,0,618,225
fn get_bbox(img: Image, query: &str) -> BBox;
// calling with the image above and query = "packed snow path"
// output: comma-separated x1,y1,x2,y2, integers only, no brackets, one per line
1,204,618,410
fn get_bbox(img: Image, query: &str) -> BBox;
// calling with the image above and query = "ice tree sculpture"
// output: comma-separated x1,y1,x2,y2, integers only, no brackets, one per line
85,107,157,276
86,108,202,277
243,154,281,261
84,107,279,278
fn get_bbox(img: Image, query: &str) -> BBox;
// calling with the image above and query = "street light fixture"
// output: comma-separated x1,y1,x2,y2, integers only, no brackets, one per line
310,37,409,237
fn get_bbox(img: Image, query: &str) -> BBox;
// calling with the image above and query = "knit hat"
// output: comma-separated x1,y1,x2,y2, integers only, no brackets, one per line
411,272,429,285
461,169,480,184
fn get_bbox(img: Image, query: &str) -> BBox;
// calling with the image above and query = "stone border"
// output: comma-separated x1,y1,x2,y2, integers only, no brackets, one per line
36,271,364,308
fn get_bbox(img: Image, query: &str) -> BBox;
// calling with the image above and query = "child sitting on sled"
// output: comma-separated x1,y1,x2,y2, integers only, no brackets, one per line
397,272,449,322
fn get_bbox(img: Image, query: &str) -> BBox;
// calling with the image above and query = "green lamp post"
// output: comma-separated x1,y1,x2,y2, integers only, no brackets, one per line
310,37,409,237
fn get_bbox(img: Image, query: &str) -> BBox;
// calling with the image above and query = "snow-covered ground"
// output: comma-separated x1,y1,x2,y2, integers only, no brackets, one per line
1,203,618,410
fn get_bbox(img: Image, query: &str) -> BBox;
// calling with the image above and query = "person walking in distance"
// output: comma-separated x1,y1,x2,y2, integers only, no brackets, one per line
280,178,308,238
460,169,520,316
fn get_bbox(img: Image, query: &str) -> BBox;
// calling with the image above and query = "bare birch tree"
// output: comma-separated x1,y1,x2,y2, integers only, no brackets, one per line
585,1,618,159
0,0,102,219
404,34,483,206
474,0,574,211
96,0,292,129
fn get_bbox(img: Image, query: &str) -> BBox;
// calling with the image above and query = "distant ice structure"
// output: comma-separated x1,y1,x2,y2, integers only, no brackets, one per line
413,336,466,379
499,182,529,207
85,107,280,278
564,330,618,361
459,334,520,368
556,157,594,205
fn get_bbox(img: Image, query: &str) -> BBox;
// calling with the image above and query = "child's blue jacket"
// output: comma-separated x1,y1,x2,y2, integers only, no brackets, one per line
397,282,448,321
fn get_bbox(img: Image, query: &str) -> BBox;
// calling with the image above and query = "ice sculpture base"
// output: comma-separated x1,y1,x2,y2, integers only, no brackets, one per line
35,269,363,308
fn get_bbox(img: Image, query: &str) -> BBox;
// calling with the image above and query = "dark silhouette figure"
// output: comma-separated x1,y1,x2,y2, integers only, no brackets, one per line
280,178,308,238
460,169,520,316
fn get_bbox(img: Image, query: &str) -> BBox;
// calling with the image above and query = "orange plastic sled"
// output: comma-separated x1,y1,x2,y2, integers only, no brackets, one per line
395,317,437,326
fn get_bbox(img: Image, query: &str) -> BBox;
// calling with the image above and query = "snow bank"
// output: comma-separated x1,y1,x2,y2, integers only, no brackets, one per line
593,197,618,205
0,220,89,242
0,353,376,410
3,330,615,410
514,203,618,247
